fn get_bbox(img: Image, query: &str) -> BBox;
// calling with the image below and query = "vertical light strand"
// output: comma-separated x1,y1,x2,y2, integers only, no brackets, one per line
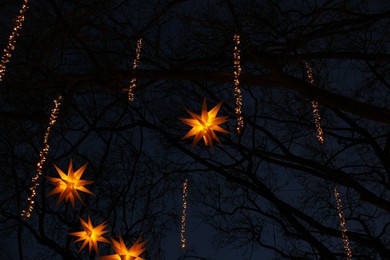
181,178,188,248
128,38,143,102
304,62,324,144
333,185,352,260
21,95,62,218
233,34,244,134
0,0,29,82
305,62,352,259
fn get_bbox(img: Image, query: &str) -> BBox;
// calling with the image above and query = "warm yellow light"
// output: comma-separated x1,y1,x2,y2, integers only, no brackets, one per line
180,97,229,148
0,0,29,81
305,62,351,258
69,216,110,254
98,235,146,260
334,185,352,260
22,95,62,218
233,34,244,134
46,160,93,208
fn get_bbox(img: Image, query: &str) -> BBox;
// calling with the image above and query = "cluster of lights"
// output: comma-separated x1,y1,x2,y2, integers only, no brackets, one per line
128,38,143,102
304,62,324,144
233,34,244,134
333,185,352,260
22,95,62,218
181,178,188,248
0,0,29,82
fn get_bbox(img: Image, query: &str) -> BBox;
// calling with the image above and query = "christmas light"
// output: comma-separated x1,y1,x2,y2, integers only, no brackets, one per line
181,178,188,248
305,62,351,259
22,95,62,218
233,34,244,134
304,62,324,144
334,185,352,260
128,38,143,102
0,0,29,81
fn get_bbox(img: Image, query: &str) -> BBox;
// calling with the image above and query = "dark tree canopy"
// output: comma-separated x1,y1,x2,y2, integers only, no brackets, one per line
1,0,390,259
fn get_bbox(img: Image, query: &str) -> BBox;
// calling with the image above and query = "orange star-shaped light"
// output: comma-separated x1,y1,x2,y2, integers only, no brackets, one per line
180,97,229,147
99,235,146,260
46,161,93,208
69,216,110,254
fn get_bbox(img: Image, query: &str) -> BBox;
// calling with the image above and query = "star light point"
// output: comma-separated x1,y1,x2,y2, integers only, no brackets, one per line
98,235,146,260
69,216,110,254
47,160,93,208
180,98,229,148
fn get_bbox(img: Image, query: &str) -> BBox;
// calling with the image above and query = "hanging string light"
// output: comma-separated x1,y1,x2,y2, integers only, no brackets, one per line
333,185,352,260
304,62,324,144
181,178,188,248
128,38,143,102
233,34,244,134
22,95,62,218
305,62,352,259
0,0,29,82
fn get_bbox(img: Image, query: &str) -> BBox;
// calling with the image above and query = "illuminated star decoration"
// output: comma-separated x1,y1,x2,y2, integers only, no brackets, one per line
69,216,110,254
180,98,229,148
99,235,146,260
46,161,93,208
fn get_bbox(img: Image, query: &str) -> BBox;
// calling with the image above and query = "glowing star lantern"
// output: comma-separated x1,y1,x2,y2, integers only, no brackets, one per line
46,161,93,208
99,236,146,260
69,216,110,254
180,98,229,148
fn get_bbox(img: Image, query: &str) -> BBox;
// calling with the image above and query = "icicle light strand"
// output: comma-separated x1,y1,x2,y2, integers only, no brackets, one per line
305,62,352,259
181,178,188,248
233,34,244,134
128,38,143,102
304,62,324,144
21,95,62,218
0,0,29,82
311,100,324,143
334,185,352,260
